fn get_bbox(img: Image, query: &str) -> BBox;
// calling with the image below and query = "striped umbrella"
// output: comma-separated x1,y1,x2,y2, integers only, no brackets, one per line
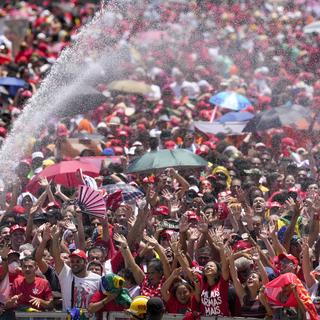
102,184,144,202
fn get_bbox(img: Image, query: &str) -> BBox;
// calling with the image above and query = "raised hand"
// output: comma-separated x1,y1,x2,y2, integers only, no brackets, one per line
146,186,158,207
39,177,50,188
113,233,128,249
260,225,269,240
172,267,182,278
189,228,201,241
170,199,182,215
0,245,10,260
50,225,60,239
197,214,209,234
65,221,77,233
179,214,190,233
42,223,52,242
136,198,147,210
144,235,159,248
208,228,224,250
162,189,174,202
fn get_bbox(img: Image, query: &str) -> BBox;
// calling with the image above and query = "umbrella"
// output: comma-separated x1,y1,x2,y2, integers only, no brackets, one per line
193,121,248,135
102,184,144,202
217,111,254,123
303,21,320,33
27,160,100,194
243,104,311,132
108,80,152,95
61,87,107,116
127,149,207,174
209,91,252,111
0,77,26,97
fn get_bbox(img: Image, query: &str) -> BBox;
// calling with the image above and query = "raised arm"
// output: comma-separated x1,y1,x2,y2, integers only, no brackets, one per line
229,252,246,305
144,235,171,280
283,198,301,251
0,246,10,281
301,237,316,289
161,267,182,302
35,224,52,274
50,225,64,274
208,229,229,281
75,208,86,251
114,233,145,285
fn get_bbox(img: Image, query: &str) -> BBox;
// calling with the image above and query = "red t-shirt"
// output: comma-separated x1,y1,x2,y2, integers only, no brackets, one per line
166,295,191,314
192,276,230,317
10,276,53,310
90,291,126,320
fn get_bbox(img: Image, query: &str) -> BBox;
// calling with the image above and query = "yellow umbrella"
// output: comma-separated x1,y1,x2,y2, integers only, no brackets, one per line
108,80,152,95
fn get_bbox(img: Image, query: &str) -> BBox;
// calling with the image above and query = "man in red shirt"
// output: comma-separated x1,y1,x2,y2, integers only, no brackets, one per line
5,257,53,311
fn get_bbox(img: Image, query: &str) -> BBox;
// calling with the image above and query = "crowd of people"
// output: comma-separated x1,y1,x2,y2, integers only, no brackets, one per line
0,0,319,319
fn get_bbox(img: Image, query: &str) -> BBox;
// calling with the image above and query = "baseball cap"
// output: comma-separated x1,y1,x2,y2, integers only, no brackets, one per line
12,205,25,215
153,205,169,216
69,249,87,261
278,253,298,266
187,211,199,222
10,224,25,234
45,201,61,211
31,152,44,160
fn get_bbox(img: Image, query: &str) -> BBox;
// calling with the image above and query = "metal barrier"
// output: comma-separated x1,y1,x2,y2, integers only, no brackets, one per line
106,313,184,320
15,311,262,320
15,312,68,319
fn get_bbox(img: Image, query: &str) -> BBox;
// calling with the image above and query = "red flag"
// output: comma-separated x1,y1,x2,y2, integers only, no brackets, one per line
264,273,317,320
105,190,123,211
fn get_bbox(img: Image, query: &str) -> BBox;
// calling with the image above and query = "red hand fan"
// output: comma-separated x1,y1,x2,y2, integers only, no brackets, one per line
77,185,106,218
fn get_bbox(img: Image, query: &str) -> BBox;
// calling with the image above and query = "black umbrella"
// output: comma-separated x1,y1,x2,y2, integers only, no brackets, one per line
60,87,107,116
242,104,311,132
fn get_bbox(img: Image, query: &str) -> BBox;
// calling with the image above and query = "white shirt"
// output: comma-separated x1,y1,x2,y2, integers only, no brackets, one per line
58,264,100,310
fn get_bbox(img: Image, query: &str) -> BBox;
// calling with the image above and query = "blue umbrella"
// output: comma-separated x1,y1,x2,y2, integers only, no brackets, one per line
217,111,254,123
0,77,27,97
209,91,252,111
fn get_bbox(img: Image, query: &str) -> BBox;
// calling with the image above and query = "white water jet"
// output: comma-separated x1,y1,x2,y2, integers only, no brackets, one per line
0,2,132,182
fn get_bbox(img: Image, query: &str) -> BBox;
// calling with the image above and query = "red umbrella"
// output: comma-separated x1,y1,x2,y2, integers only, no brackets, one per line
27,160,100,194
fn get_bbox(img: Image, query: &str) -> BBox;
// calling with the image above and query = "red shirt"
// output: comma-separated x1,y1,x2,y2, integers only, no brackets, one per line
10,276,53,310
90,291,125,320
192,276,230,317
166,295,191,314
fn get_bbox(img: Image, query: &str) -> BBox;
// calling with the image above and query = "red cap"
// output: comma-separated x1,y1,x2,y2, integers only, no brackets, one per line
159,229,175,239
232,240,253,252
69,249,87,260
153,205,169,216
164,140,176,150
267,201,282,209
45,201,61,210
187,211,199,222
278,253,298,266
118,130,128,137
10,225,26,234
12,205,25,215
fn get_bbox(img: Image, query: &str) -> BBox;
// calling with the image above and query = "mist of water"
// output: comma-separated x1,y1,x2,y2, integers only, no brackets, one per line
0,2,134,182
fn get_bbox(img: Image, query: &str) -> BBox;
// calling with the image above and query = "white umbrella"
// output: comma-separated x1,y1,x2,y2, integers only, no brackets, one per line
303,21,320,34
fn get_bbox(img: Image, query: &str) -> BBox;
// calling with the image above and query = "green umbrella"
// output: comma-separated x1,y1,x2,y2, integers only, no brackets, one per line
127,149,208,174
